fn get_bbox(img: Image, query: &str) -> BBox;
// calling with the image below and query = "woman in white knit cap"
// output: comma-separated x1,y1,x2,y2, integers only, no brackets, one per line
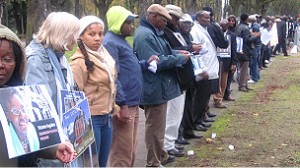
70,15,118,167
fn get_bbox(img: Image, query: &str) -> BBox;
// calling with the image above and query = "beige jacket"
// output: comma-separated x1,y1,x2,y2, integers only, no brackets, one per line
70,47,117,116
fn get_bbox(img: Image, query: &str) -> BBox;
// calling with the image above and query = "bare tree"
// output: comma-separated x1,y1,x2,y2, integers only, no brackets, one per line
26,0,51,44
90,0,113,28
186,0,198,15
0,0,4,24
271,0,300,16
74,0,82,18
138,0,151,19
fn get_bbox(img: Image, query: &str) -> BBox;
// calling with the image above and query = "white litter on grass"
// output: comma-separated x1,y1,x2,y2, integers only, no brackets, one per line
229,144,235,150
211,133,216,139
187,150,194,156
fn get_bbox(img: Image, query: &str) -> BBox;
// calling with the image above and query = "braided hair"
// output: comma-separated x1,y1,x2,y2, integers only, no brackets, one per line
77,39,94,71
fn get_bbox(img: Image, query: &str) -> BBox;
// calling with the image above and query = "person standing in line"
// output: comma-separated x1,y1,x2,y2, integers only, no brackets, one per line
176,14,203,145
70,16,117,167
235,13,260,92
248,15,261,83
260,21,272,69
273,16,288,56
224,15,238,101
163,8,203,152
270,16,278,56
133,4,190,167
190,10,219,135
103,6,159,167
0,24,76,167
202,6,229,109
25,12,81,167
215,19,237,106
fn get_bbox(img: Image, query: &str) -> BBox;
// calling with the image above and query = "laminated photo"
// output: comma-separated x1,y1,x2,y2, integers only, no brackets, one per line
0,85,64,158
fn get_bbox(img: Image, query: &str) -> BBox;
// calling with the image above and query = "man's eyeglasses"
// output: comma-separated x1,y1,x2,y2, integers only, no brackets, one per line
0,57,15,65
10,107,27,116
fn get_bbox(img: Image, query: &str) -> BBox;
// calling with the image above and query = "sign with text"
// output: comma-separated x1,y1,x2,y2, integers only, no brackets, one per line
0,85,64,158
62,98,94,157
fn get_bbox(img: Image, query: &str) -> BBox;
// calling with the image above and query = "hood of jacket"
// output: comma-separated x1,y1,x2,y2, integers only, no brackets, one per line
106,6,133,35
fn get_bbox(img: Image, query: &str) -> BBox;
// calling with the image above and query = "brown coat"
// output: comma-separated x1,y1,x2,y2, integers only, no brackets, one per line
70,47,117,116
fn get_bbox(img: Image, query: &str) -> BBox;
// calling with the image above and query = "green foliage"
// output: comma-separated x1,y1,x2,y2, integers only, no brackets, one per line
65,44,78,62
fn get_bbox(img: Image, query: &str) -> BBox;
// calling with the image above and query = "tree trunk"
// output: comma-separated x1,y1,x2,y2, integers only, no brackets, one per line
74,0,82,18
90,0,113,32
26,0,51,44
187,0,197,15
0,0,3,24
138,0,151,19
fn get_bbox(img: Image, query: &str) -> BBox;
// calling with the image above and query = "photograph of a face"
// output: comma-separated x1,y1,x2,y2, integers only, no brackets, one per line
0,85,64,158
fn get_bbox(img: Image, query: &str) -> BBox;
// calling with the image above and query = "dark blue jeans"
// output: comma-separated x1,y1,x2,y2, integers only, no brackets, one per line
250,46,260,82
92,114,113,167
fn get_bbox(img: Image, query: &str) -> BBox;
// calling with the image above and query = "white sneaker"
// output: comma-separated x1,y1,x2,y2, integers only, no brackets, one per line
264,60,269,64
248,79,256,84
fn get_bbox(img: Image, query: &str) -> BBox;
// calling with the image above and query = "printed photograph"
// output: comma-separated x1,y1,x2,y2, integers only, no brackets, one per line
0,85,64,158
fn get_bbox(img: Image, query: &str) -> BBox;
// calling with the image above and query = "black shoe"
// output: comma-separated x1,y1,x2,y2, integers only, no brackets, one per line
199,121,212,127
184,132,203,139
284,54,290,56
175,136,190,145
246,87,253,91
207,111,217,117
194,124,208,131
161,155,176,165
167,148,185,157
202,117,215,122
175,144,185,150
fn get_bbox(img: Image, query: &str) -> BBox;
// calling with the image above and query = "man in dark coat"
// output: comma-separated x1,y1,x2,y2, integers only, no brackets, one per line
273,16,288,56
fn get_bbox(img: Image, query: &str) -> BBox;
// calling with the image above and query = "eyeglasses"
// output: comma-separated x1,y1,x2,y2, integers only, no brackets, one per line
10,107,27,116
0,57,15,65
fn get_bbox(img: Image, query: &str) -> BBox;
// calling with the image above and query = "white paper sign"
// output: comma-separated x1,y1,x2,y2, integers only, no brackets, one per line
236,37,243,53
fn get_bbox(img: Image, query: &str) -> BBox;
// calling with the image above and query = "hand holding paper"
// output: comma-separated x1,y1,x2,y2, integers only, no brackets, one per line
148,59,158,73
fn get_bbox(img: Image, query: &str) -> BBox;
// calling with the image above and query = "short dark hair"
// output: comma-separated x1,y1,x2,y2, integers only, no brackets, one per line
240,13,249,22
202,6,214,16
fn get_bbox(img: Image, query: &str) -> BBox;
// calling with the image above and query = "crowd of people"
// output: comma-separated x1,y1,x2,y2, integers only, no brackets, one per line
0,3,299,167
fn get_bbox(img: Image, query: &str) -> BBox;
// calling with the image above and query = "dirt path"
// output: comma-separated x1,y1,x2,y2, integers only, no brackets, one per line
170,54,300,167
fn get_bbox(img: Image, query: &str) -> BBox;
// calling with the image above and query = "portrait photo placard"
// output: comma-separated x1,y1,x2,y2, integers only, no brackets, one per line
0,85,64,158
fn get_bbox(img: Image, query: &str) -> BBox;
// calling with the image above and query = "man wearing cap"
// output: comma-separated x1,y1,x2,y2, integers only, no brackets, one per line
134,3,190,167
177,13,203,143
163,5,202,157
103,6,158,167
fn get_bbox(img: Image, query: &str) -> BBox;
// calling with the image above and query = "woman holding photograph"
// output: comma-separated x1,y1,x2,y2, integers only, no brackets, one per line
70,16,118,167
0,24,75,166
25,11,81,167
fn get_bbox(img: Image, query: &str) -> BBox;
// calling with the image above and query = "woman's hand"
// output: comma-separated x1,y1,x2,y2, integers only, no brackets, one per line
55,142,77,163
116,105,132,124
